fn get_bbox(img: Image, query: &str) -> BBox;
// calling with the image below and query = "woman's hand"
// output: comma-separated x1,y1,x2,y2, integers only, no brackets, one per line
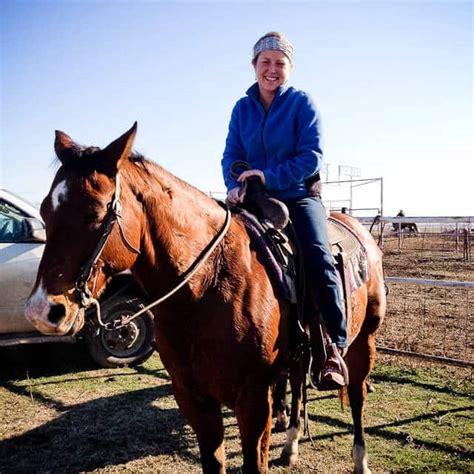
226,186,243,205
237,169,266,186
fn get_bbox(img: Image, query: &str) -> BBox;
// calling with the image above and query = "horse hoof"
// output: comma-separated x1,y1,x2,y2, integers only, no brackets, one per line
280,427,300,467
353,443,370,474
279,451,298,467
274,411,288,432
354,469,371,474
274,419,287,432
366,383,375,393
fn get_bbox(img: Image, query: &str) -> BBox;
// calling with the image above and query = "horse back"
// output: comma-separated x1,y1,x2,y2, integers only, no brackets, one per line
329,212,385,338
330,212,383,273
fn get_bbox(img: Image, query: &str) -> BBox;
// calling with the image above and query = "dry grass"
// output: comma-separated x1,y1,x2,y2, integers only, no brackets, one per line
380,235,473,363
382,235,473,281
0,347,472,473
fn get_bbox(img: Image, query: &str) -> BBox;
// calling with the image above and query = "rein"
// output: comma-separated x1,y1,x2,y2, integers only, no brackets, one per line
76,172,232,329
111,205,232,329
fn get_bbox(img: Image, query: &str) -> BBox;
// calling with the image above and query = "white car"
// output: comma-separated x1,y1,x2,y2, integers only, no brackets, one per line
0,189,154,368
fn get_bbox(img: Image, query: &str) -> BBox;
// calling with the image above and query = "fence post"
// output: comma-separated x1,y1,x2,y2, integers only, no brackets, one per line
469,227,472,262
398,223,402,250
464,227,471,262
456,223,459,253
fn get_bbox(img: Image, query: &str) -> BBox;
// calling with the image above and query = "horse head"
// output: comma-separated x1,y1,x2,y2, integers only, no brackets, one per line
25,123,142,336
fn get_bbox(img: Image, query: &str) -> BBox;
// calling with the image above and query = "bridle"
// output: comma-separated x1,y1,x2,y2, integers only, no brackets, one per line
75,172,232,329
75,173,140,313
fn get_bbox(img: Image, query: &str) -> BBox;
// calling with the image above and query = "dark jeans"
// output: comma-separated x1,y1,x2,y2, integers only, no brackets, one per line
284,196,348,348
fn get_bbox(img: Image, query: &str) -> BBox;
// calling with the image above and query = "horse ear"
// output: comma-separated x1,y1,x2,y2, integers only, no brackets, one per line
54,131,76,164
101,122,138,175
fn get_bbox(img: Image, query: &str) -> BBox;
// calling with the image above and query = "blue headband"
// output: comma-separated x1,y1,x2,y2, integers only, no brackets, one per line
253,36,294,64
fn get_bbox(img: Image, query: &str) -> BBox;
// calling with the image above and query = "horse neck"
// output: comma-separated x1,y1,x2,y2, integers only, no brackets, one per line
123,160,225,291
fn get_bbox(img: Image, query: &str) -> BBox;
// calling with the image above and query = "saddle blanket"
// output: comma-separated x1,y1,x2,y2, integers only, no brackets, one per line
237,210,368,303
327,217,368,292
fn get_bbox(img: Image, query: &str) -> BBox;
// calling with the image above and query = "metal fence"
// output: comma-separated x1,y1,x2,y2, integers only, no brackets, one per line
359,216,473,261
378,277,473,368
365,219,474,368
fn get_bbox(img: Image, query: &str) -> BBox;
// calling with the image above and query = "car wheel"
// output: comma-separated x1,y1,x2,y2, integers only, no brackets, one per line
85,296,154,368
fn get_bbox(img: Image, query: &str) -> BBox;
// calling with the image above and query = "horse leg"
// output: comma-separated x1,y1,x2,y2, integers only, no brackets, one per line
280,361,304,467
235,384,273,473
346,331,373,474
273,372,289,432
172,385,226,474
347,290,385,474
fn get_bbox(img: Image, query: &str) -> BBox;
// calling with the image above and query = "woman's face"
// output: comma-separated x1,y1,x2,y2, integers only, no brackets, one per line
254,50,292,96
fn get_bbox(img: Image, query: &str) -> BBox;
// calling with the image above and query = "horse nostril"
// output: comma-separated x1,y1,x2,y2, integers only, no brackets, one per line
48,303,66,324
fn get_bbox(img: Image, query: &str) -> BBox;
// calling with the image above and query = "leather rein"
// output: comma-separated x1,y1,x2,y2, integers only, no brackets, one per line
76,172,232,330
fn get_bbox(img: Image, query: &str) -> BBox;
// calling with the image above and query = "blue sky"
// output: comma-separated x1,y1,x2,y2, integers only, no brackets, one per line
1,1,472,216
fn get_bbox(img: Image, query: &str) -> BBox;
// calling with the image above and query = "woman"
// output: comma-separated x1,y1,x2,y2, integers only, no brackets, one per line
221,31,347,388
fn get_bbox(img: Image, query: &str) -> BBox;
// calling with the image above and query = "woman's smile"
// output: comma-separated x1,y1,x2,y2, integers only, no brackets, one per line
255,50,291,97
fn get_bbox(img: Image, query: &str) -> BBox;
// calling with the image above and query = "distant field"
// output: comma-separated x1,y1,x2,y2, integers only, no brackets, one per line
383,235,473,281
379,235,473,364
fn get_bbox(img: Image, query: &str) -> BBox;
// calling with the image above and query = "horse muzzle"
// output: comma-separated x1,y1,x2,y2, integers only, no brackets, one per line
25,289,85,336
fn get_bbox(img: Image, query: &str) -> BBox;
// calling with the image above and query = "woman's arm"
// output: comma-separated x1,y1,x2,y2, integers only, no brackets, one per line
221,102,245,192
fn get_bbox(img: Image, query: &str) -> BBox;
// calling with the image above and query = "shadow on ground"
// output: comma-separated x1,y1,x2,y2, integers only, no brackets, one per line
0,345,196,472
0,342,98,381
0,383,200,472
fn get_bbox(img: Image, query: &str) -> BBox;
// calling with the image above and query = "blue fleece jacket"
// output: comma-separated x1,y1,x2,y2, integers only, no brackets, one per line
221,82,323,200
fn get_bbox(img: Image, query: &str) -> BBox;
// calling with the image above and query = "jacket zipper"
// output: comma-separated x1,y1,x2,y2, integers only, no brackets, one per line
252,89,278,170
260,98,276,170
260,107,268,169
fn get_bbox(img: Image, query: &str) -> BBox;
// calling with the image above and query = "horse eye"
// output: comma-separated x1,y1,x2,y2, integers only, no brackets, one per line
84,212,99,223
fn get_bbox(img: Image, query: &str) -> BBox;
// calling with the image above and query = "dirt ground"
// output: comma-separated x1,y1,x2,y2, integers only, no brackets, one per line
382,234,473,281
380,235,473,363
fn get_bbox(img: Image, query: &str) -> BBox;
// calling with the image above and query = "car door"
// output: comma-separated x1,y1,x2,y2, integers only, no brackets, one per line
0,199,44,333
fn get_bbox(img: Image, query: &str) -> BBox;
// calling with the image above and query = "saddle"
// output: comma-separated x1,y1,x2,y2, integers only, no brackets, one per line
233,180,368,348
326,216,368,343
236,210,367,315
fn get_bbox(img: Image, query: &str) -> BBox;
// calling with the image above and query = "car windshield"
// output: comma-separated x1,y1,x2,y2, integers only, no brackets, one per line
0,200,27,242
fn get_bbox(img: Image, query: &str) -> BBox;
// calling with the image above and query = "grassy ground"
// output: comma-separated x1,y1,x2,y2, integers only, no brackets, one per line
0,346,472,473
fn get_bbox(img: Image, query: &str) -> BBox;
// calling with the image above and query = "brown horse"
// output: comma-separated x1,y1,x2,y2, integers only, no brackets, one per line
25,124,386,473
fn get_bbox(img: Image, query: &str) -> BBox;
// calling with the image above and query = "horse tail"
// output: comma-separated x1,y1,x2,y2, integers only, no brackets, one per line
368,215,380,234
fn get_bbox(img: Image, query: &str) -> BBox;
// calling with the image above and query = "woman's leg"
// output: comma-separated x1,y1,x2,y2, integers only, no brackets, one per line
285,196,348,388
285,196,347,349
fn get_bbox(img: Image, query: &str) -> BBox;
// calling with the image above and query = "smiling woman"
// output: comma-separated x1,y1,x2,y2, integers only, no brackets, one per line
221,31,350,390
251,32,293,111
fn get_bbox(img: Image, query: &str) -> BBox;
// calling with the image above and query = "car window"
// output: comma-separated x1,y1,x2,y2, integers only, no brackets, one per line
0,200,27,243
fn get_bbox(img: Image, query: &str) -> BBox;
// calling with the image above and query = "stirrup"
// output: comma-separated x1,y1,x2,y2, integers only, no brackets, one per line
308,343,349,391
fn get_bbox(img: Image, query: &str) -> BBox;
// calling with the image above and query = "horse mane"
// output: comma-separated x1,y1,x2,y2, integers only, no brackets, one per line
121,151,227,282
124,152,218,209
53,144,217,208
52,145,102,169
52,143,224,272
